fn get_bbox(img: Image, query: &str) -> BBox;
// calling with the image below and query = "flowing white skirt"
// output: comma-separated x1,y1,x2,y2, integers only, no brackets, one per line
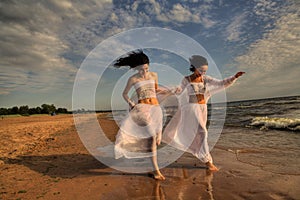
162,103,212,163
114,103,163,159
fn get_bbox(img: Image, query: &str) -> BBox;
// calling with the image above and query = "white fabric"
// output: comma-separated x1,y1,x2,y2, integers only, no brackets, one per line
133,79,156,100
162,75,237,163
133,79,154,89
179,75,237,102
187,82,206,95
115,103,163,159
163,103,212,163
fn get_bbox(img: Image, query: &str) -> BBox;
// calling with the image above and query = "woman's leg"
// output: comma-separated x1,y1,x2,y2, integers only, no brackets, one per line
197,130,219,171
195,105,219,171
151,136,165,180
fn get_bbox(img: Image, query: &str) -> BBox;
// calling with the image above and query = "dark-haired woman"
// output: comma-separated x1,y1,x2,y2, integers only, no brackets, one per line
163,55,245,171
114,50,166,180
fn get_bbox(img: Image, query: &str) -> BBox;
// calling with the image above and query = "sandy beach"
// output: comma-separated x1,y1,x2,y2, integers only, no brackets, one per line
0,114,299,200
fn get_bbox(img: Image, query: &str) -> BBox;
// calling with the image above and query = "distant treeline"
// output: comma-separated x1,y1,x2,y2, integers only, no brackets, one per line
0,104,70,116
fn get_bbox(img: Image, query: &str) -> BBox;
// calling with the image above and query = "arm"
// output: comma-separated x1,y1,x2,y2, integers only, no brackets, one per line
153,72,160,92
205,71,245,88
153,72,171,94
174,77,189,95
122,77,135,109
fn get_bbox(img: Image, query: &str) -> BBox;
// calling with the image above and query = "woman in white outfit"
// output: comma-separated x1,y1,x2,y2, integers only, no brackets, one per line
114,50,166,180
163,55,245,171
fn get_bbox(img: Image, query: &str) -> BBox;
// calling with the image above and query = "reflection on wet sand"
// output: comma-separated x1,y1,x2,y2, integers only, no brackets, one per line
178,169,215,200
152,181,166,200
152,167,215,200
205,170,214,200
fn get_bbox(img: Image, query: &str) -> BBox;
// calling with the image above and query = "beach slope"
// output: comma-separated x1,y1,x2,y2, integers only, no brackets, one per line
0,114,299,200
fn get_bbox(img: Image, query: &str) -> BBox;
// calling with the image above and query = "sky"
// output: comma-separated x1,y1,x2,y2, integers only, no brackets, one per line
1,0,300,110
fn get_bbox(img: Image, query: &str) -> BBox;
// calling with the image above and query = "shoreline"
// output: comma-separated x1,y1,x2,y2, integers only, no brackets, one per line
0,115,299,199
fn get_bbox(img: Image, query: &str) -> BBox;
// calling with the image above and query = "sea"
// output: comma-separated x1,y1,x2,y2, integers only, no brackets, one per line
106,95,300,175
211,95,300,175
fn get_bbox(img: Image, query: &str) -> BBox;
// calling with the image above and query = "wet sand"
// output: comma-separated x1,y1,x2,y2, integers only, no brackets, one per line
0,114,299,200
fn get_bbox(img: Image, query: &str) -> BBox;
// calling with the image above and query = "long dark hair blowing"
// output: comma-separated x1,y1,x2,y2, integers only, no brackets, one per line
113,50,149,69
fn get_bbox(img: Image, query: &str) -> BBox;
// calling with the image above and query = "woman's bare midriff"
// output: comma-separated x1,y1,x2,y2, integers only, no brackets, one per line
138,97,159,105
189,94,206,104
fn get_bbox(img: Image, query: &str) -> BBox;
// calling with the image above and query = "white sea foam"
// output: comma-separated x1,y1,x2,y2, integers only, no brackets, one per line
250,117,300,131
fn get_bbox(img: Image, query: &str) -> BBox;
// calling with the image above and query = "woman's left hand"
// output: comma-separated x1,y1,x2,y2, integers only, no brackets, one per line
235,71,245,78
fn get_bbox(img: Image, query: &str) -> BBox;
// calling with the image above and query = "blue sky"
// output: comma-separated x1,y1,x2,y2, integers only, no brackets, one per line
0,0,299,110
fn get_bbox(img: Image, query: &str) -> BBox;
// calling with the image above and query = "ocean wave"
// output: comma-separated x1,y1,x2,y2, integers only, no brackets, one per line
250,117,300,131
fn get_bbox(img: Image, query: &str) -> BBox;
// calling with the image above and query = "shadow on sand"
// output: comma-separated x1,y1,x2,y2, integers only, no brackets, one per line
0,154,158,179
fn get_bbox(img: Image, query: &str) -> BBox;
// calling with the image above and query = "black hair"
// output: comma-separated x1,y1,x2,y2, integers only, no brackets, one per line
189,55,208,72
113,50,149,69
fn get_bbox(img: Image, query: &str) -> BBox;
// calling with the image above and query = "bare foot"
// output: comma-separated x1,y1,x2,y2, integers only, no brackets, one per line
206,162,219,172
153,171,166,181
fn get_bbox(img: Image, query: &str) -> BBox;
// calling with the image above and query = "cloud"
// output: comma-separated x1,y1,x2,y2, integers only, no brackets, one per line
224,12,248,42
1,0,299,109
156,2,215,26
0,21,75,94
227,8,300,100
63,1,219,65
0,0,113,95
253,0,282,21
169,4,200,23
128,1,216,28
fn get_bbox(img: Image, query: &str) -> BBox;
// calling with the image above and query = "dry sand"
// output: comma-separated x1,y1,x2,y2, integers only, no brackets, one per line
0,114,299,200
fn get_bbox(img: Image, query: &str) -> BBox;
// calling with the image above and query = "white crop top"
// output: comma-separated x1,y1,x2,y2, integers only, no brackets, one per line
187,82,206,95
178,75,237,96
133,79,157,100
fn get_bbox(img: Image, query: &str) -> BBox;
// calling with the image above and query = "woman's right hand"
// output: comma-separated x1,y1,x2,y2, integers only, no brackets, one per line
129,101,135,110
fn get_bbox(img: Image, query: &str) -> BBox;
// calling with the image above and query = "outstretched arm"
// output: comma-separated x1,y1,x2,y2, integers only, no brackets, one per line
205,71,245,96
153,72,174,103
206,71,245,88
153,73,169,94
